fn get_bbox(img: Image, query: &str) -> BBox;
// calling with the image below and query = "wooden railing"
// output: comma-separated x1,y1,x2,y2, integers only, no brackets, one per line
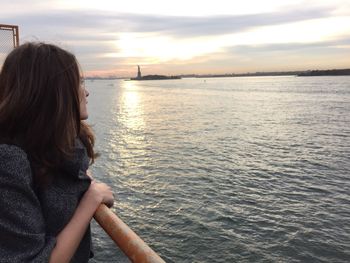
94,205,166,263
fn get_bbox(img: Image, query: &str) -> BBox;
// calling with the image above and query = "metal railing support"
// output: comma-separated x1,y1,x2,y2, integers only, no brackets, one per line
0,24,19,47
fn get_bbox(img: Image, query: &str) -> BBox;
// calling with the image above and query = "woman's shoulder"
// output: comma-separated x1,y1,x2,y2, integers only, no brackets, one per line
0,143,28,160
0,144,31,183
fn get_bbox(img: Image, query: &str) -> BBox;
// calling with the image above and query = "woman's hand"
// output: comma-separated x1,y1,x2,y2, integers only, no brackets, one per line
85,179,115,208
49,175,115,263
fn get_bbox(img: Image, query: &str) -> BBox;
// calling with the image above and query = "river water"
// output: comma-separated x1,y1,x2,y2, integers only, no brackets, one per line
87,76,350,262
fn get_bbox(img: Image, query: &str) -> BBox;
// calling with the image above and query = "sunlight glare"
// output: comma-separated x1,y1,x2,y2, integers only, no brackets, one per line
106,33,222,63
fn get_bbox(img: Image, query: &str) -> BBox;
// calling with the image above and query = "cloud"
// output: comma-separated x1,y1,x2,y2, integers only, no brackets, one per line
184,36,350,73
225,36,350,54
2,4,348,75
2,6,335,39
118,7,333,37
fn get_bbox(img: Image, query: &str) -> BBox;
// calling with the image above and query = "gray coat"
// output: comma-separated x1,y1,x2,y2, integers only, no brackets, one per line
0,142,93,262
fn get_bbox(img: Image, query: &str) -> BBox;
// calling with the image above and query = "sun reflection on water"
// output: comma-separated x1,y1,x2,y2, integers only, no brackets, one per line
112,81,151,187
119,81,145,131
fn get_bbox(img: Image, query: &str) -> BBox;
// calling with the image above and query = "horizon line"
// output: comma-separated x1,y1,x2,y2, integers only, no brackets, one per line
84,67,350,79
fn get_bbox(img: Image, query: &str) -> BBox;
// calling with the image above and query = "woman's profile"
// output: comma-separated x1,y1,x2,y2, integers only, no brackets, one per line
0,42,114,262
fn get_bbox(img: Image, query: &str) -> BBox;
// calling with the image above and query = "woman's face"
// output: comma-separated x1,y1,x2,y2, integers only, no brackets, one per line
79,79,89,120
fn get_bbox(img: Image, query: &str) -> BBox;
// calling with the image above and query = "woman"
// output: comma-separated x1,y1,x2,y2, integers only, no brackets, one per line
0,42,114,262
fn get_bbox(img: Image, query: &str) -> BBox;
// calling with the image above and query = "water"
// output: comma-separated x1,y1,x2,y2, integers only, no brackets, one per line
87,76,350,262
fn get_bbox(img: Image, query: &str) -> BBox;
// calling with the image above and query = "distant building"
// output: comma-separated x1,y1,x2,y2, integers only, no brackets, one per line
137,65,142,79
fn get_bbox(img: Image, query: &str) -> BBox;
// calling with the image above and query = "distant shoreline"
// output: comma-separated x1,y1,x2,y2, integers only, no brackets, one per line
85,77,121,80
297,69,350,77
130,74,181,81
85,68,350,80
192,68,350,78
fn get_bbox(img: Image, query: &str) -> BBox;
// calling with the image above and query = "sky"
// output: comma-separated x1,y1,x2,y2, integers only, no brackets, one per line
1,0,350,77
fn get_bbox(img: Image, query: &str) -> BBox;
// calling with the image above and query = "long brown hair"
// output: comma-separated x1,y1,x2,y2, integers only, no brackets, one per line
0,42,97,184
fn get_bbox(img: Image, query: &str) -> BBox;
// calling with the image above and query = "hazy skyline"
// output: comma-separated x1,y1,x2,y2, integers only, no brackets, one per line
1,0,350,77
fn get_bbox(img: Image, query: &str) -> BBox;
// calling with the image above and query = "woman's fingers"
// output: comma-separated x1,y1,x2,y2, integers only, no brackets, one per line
86,170,93,179
86,177,115,207
105,198,114,208
104,186,115,208
96,182,115,207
